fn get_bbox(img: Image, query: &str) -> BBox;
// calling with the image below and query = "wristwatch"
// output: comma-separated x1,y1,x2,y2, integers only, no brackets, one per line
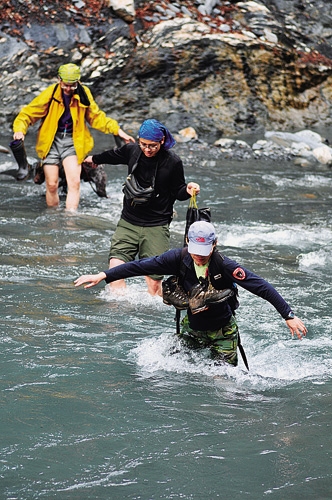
285,311,295,320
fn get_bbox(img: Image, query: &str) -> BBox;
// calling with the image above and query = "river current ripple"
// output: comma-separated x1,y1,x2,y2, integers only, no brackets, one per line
1,137,332,499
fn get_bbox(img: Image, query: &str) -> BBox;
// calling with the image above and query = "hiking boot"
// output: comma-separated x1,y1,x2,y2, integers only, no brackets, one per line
82,162,108,198
204,286,233,305
162,275,189,310
33,162,45,185
189,278,233,314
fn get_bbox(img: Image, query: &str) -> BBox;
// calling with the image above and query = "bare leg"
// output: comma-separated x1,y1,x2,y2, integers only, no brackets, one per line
62,155,81,211
145,276,162,296
109,259,162,296
43,163,60,207
108,257,127,289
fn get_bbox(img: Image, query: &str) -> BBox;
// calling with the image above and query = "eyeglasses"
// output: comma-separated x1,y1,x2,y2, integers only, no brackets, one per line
59,80,78,90
138,141,160,151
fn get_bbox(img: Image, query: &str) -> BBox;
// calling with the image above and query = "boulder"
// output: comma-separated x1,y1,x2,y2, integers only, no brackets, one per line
105,0,135,23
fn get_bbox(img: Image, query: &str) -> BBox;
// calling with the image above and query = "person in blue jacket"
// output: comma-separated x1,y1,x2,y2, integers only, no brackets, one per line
74,221,307,367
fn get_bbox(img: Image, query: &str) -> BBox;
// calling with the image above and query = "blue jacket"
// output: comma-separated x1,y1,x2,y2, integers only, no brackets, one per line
104,248,293,332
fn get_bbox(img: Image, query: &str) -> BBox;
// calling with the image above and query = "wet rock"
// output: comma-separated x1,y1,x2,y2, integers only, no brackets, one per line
0,34,26,59
105,0,135,23
23,23,92,50
293,157,314,168
262,129,332,164
210,128,332,165
174,127,198,142
312,145,332,165
263,28,278,44
214,138,235,148
0,145,10,154
265,130,327,150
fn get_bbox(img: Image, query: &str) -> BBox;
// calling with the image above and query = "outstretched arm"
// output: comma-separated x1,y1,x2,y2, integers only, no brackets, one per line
75,249,182,290
118,128,135,143
285,316,307,340
221,256,308,340
74,272,107,289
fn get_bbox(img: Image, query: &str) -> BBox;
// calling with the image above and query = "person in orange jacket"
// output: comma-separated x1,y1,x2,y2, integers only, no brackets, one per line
13,63,134,210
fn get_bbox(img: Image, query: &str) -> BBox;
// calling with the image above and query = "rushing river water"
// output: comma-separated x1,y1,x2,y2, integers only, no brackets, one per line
1,133,332,499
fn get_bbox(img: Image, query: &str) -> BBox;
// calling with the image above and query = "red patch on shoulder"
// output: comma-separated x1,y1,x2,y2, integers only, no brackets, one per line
233,267,246,280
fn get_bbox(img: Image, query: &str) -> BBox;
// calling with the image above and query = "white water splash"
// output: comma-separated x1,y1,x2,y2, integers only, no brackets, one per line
128,326,332,392
298,248,332,271
99,282,166,313
262,173,332,188
220,223,332,250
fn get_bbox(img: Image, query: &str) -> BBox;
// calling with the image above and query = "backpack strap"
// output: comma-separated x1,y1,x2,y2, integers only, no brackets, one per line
49,83,59,106
129,148,142,174
75,82,90,106
237,332,249,370
129,149,158,190
179,246,188,281
209,250,239,315
175,247,188,334
175,308,181,335
41,84,59,123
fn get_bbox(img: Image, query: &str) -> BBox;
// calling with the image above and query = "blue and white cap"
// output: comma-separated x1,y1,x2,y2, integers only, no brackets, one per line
188,221,216,256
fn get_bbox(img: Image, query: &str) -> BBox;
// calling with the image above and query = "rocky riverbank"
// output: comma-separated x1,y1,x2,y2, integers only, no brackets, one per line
1,0,332,142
